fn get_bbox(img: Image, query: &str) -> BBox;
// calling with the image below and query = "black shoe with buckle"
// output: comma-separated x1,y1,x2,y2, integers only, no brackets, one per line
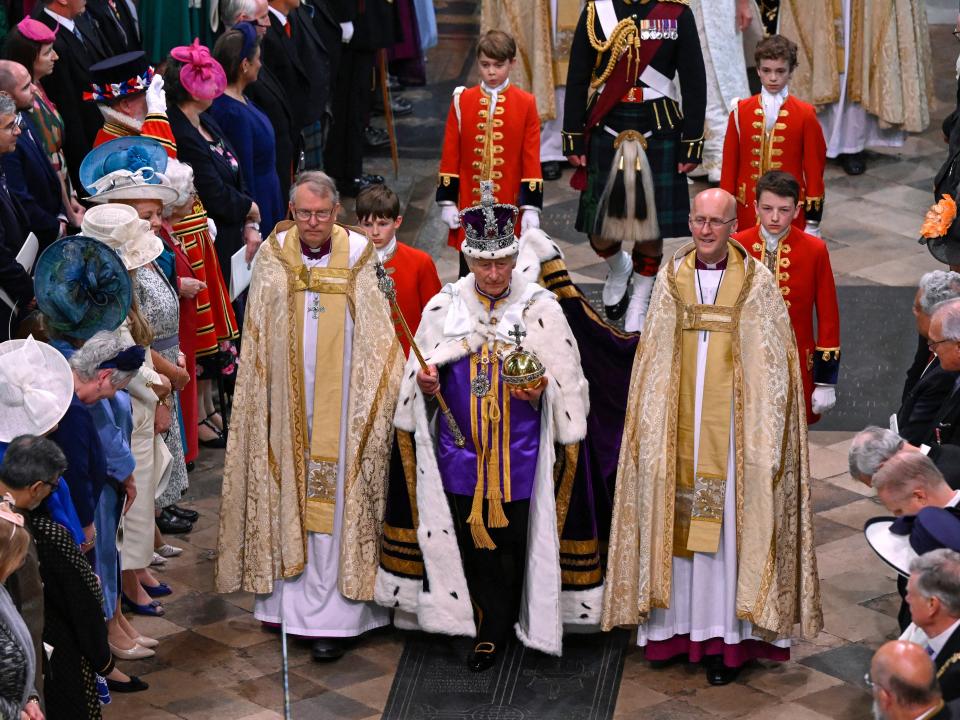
364,126,391,149
468,642,498,672
312,638,345,662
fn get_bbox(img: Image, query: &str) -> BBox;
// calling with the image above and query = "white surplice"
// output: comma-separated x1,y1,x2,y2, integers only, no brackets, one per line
638,261,789,650
817,0,904,157
254,231,391,637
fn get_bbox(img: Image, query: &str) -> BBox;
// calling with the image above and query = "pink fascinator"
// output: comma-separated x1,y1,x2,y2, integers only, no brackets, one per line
17,18,57,44
170,39,226,101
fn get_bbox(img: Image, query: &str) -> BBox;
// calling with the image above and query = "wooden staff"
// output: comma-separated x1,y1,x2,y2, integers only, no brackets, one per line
377,49,400,178
376,263,465,447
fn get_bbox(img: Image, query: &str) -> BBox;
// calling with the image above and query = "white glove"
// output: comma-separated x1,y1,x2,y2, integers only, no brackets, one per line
520,208,540,233
339,21,354,43
206,217,218,242
440,203,460,230
804,221,821,238
811,384,836,415
146,73,166,115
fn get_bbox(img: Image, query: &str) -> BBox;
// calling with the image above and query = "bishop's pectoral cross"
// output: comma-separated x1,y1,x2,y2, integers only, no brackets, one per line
309,293,326,320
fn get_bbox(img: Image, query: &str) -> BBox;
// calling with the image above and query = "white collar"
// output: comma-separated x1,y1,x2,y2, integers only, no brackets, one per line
44,7,76,32
267,6,287,25
929,617,960,656
481,79,510,95
376,236,397,264
948,490,960,508
760,224,790,251
760,86,789,104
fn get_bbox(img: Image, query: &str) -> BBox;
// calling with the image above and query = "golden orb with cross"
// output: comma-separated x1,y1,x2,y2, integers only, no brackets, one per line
501,324,546,390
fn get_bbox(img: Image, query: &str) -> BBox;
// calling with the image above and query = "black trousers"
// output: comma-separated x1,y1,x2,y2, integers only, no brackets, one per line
323,44,376,182
447,493,529,648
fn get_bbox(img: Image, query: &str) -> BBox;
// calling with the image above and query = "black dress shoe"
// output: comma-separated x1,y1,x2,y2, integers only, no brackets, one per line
840,152,866,175
157,509,192,535
372,96,413,117
541,161,561,181
363,126,391,149
107,675,149,692
167,504,199,522
468,642,498,672
704,657,740,686
311,638,345,661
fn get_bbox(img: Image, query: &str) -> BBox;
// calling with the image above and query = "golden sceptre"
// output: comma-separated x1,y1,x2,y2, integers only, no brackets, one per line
376,263,466,448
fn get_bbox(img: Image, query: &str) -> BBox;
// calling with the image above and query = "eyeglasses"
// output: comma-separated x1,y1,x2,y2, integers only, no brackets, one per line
690,216,736,229
0,115,22,134
953,29,960,42
294,208,336,222
928,337,956,351
864,672,874,690
42,475,61,490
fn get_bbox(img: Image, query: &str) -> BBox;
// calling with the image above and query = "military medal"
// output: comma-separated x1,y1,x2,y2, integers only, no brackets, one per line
640,19,649,40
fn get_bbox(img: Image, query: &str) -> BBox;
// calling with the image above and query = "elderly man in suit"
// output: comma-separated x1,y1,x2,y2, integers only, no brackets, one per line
0,60,67,249
0,94,33,342
900,272,960,445
903,549,960,702
870,641,956,719
34,0,111,193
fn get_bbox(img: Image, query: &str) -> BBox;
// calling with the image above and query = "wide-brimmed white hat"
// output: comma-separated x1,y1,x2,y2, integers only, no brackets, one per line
864,516,916,577
86,168,180,206
0,336,74,442
82,203,164,270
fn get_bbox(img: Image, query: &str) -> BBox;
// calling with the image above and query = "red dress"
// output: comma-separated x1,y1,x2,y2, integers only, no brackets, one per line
384,242,442,357
437,84,543,250
720,94,826,231
735,225,841,424
160,227,199,462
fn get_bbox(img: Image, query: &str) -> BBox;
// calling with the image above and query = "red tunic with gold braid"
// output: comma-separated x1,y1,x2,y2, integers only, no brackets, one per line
436,84,543,250
720,94,826,231
735,225,840,424
95,114,239,348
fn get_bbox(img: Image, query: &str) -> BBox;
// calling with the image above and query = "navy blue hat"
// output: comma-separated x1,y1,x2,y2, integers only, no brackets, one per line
85,51,154,103
78,136,170,197
34,236,132,340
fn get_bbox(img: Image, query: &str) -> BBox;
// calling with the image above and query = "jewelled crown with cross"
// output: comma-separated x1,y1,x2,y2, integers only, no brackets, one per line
501,324,546,390
460,180,519,259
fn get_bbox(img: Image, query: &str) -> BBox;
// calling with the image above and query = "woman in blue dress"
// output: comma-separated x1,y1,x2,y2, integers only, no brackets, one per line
210,22,285,235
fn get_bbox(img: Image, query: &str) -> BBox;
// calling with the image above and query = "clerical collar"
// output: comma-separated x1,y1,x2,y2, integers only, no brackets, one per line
475,282,511,308
301,237,330,259
760,224,790,252
481,79,510,95
376,237,397,264
694,255,727,270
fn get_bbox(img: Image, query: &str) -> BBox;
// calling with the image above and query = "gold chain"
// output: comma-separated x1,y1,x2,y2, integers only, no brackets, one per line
585,2,642,88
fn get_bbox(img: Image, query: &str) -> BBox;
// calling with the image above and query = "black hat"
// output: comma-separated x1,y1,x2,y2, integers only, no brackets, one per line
85,51,154,103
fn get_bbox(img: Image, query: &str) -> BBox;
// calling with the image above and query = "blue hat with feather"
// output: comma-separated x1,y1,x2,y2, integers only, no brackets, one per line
34,236,133,340
79,137,178,205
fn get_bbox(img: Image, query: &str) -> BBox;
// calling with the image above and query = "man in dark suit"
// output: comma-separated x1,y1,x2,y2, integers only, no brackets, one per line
85,0,140,55
900,272,960,447
263,0,332,172
905,549,960,703
323,0,396,196
33,0,111,194
920,299,960,487
0,95,35,342
0,60,67,250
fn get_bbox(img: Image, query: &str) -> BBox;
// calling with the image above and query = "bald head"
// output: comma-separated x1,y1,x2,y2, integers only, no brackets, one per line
689,188,737,265
871,641,940,713
0,61,33,112
691,188,736,220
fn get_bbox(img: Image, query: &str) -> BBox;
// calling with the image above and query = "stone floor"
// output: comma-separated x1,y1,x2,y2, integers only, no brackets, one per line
105,2,956,718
